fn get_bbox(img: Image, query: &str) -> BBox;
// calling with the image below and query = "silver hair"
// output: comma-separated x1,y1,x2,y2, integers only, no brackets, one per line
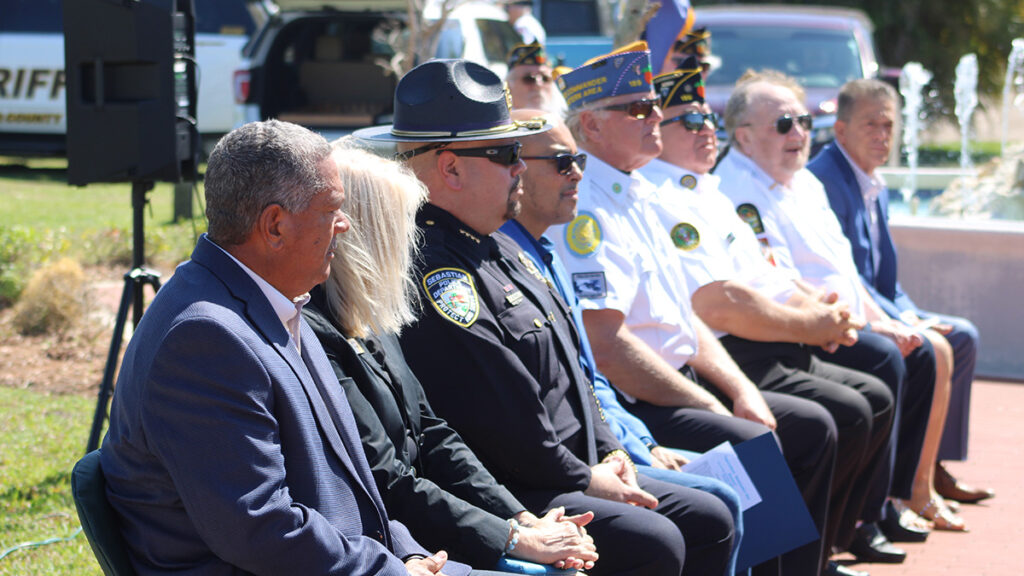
724,69,807,145
837,78,898,122
564,103,607,146
204,120,333,246
322,141,428,337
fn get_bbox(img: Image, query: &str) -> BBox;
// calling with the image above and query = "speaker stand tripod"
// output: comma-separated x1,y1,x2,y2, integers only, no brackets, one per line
86,180,162,453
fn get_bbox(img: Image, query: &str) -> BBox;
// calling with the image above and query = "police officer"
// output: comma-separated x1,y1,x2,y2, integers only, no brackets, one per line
355,58,734,576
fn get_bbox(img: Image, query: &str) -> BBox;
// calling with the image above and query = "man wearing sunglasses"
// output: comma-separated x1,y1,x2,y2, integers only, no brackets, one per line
715,70,949,574
548,44,850,576
360,58,736,576
506,42,564,115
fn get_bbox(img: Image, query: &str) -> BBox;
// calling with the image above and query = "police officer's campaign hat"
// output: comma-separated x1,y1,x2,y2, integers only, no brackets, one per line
555,41,654,111
353,59,550,143
654,55,706,108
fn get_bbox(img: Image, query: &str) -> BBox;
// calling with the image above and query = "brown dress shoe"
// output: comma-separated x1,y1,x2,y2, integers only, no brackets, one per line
935,462,995,504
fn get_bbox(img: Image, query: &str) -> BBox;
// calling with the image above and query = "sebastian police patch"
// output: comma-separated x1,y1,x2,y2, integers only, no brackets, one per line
670,222,700,251
565,212,602,258
422,268,480,327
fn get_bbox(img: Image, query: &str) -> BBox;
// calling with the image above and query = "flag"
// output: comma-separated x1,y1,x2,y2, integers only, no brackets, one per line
645,0,695,75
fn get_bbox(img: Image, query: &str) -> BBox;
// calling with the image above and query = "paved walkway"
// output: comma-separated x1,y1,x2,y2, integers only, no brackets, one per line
833,379,1022,576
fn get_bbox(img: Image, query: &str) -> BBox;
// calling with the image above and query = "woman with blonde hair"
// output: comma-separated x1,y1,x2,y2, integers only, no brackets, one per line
302,142,599,573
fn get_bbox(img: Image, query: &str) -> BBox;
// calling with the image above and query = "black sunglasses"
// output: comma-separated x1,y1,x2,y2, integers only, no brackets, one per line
740,113,813,135
596,98,659,119
396,141,522,165
520,72,553,85
661,111,719,133
521,152,587,175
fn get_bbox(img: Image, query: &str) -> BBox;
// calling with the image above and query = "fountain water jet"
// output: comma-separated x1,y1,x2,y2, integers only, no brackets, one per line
899,62,932,213
1002,38,1024,155
954,54,979,215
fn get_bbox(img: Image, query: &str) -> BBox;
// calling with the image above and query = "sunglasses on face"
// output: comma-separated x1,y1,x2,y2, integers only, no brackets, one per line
396,141,522,165
596,98,659,119
741,113,813,135
519,72,553,85
521,152,587,175
661,111,719,133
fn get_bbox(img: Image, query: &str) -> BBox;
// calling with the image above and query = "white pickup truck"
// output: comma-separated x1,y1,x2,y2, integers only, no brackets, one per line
0,0,267,157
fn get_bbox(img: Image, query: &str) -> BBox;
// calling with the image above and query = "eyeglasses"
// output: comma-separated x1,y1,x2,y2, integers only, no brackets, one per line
742,113,814,135
661,111,718,133
519,72,553,85
596,98,659,119
396,141,522,165
521,152,587,175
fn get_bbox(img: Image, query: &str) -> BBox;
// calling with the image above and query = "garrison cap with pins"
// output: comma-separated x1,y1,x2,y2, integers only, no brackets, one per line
654,55,706,108
507,41,548,69
556,41,654,110
353,59,550,143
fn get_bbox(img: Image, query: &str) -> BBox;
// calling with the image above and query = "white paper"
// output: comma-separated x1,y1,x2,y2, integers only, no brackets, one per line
680,441,762,510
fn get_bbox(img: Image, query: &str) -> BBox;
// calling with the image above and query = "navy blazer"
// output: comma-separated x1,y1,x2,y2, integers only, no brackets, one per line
100,234,448,575
808,143,920,319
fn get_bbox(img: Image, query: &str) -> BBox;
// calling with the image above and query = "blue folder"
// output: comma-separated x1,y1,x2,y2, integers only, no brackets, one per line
733,432,819,571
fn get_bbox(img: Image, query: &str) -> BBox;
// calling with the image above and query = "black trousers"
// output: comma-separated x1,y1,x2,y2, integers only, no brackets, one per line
813,330,936,508
518,474,734,576
719,336,894,558
625,390,836,576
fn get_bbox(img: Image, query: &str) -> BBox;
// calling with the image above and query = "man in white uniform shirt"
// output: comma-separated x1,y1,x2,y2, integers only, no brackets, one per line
645,63,943,573
549,43,843,576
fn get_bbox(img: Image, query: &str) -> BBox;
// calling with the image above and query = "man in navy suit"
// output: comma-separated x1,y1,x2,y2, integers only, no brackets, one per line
808,79,994,507
100,120,482,575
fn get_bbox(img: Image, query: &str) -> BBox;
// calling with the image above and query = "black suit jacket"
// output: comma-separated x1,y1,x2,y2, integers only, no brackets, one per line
400,204,623,501
304,287,524,567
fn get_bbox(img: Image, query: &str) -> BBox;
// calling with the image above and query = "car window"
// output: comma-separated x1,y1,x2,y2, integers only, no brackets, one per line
476,19,521,64
2,0,62,33
195,0,258,36
541,0,601,36
708,25,863,89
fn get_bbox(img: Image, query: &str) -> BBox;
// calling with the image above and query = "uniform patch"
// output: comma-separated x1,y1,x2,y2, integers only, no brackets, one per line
670,222,700,251
679,174,697,189
572,272,607,299
736,203,765,234
422,268,480,327
565,212,602,258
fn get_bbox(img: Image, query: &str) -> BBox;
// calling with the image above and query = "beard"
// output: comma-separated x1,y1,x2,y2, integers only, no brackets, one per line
503,175,523,221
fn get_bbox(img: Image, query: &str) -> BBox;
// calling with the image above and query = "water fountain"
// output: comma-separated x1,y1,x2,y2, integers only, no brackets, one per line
954,53,979,215
1002,38,1024,155
899,62,932,214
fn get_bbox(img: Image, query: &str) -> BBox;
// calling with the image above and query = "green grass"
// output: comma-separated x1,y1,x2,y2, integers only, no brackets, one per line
0,387,101,575
0,157,204,233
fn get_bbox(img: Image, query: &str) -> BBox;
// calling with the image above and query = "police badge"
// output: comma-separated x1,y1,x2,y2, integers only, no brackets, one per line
422,268,480,327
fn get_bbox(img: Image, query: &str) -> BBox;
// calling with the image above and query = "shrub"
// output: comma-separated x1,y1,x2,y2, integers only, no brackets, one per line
12,258,88,336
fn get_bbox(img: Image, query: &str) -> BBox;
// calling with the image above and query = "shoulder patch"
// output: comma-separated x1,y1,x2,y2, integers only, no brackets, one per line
422,268,480,327
736,203,765,234
572,272,607,299
670,222,700,251
565,212,602,258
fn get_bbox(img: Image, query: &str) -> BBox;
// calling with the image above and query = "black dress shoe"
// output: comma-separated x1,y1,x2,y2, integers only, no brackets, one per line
825,561,870,576
847,522,907,564
879,500,930,543
935,462,995,503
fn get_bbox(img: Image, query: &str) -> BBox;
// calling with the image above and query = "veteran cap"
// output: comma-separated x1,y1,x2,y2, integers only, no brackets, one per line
507,41,548,69
654,55,706,108
353,59,551,143
556,41,654,111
